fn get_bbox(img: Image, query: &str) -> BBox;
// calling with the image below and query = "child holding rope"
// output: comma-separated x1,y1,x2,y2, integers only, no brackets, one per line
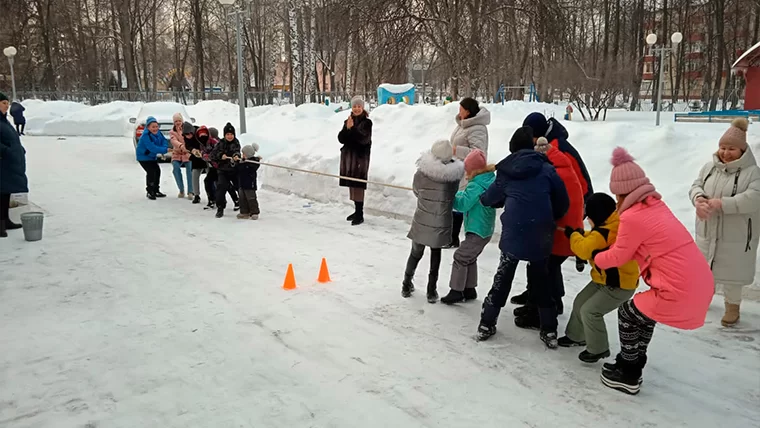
236,144,261,220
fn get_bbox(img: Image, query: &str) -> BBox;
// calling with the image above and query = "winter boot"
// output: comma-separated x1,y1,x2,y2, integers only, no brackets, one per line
187,193,194,200
575,256,587,272
540,330,559,349
579,349,611,363
192,195,201,204
155,191,167,198
146,192,157,200
558,336,586,348
250,215,259,220
556,299,564,315
237,213,251,220
346,201,359,221
178,192,185,198
426,273,439,303
5,219,21,230
204,201,216,210
603,354,644,384
601,359,643,395
0,220,7,238
476,324,496,341
514,311,541,330
233,200,240,211
510,290,529,305
401,277,415,298
721,302,740,327
215,207,224,218
463,288,478,301
351,202,364,226
440,289,465,305
442,238,460,249
513,304,537,318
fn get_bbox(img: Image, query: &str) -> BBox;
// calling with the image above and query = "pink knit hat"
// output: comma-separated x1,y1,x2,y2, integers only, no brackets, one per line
719,118,749,151
609,147,661,212
464,149,487,174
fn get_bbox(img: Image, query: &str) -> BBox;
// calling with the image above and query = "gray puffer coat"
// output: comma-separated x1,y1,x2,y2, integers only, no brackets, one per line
407,152,465,248
450,107,490,190
690,147,760,286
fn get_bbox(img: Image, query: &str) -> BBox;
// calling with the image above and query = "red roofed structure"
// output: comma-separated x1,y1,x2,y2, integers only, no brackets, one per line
733,41,760,110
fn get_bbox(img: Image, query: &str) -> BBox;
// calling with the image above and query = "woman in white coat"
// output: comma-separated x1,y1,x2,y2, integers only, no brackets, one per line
447,97,490,248
690,118,760,327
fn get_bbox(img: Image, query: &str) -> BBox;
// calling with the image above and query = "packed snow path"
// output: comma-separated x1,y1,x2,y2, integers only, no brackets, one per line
1,137,758,428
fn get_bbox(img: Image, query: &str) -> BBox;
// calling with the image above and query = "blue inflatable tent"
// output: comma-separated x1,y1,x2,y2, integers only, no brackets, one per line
378,83,416,105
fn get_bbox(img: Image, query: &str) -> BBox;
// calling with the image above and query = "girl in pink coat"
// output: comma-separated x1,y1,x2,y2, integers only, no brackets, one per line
169,113,193,199
593,147,713,395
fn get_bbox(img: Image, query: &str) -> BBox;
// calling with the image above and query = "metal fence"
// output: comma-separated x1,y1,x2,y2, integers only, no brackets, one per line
13,90,377,107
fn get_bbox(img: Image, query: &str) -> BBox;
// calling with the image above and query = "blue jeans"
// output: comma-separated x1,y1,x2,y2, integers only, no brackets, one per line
172,161,193,194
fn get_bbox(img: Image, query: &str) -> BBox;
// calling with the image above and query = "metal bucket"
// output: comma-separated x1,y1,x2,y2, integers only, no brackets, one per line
20,212,44,242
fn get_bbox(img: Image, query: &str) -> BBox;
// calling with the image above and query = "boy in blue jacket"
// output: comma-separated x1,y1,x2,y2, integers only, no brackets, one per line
477,126,569,349
136,116,170,200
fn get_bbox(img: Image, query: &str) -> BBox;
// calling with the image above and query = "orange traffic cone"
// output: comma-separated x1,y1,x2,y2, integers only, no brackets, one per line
283,264,297,290
317,258,331,283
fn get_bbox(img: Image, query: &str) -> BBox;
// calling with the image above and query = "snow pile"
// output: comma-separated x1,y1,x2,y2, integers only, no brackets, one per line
41,101,143,137
21,99,89,135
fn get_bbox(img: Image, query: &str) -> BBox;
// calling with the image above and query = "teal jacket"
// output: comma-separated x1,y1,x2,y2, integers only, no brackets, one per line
453,169,496,239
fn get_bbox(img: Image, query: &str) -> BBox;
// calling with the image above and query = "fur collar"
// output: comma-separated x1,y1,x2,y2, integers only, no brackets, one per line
416,152,465,183
467,164,496,180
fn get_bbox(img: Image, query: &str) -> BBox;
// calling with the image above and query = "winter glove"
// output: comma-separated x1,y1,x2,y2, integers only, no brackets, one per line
591,249,605,263
564,226,582,239
575,256,587,272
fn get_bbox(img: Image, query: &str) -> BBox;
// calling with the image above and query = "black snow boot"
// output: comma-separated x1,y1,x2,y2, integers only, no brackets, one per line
351,202,364,226
476,324,496,341
514,311,541,330
463,288,478,301
215,207,224,218
510,290,529,305
233,200,240,211
426,273,439,303
155,189,167,198
146,192,157,200
540,330,559,349
5,220,22,230
604,354,645,384
192,194,201,204
401,275,415,298
0,220,7,238
513,304,537,318
575,256,587,272
558,336,586,348
579,349,611,363
440,289,465,305
556,299,564,315
601,359,643,395
204,200,216,210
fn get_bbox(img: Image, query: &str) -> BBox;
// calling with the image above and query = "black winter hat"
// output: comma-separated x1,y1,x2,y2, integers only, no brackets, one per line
509,126,535,153
0,92,8,103
223,122,236,137
523,112,549,138
459,97,480,118
182,121,195,135
585,193,617,227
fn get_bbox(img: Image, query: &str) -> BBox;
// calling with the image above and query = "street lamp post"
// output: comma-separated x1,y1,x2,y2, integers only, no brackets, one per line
4,46,18,101
219,0,247,134
646,31,682,126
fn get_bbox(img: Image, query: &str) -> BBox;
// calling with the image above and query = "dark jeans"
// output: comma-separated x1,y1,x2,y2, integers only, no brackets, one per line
215,170,238,209
0,193,10,222
138,160,161,194
481,254,551,329
526,255,566,332
204,167,238,203
452,211,464,244
16,123,25,135
404,242,442,288
239,188,260,215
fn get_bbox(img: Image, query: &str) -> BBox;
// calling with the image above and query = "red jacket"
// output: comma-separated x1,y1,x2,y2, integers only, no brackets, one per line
550,138,589,198
547,147,584,256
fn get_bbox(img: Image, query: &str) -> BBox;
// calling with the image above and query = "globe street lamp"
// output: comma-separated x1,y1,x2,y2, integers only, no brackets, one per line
4,46,18,101
646,31,682,126
219,0,247,134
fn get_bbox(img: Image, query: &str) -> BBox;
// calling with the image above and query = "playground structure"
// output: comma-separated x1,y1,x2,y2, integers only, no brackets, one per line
377,83,416,105
494,83,539,104
674,110,760,123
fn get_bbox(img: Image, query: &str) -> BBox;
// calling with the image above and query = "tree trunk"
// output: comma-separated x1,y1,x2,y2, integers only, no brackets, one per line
191,0,206,99
288,0,304,105
117,0,139,91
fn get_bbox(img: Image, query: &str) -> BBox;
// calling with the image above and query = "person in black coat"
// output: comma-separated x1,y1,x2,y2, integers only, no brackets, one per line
338,96,372,225
476,126,569,349
10,101,25,135
236,144,261,220
209,122,242,218
0,92,28,237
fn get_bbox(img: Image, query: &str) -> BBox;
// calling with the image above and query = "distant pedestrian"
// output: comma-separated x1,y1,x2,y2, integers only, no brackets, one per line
338,96,372,226
10,101,25,135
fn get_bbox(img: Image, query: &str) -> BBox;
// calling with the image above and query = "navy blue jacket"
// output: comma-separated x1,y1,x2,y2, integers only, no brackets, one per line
480,150,569,262
10,102,25,125
236,158,260,190
0,112,29,194
545,118,593,201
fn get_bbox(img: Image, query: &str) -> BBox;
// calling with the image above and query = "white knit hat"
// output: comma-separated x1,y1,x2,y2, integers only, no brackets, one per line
431,139,454,161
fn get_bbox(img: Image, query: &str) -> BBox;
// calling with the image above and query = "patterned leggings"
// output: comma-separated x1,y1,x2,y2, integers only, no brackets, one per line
618,300,657,364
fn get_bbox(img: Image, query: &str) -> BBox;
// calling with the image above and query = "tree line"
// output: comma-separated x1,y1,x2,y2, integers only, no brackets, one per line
0,0,756,116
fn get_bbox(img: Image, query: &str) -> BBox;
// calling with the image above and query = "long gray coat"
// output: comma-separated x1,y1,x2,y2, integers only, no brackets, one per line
690,148,760,287
407,152,465,248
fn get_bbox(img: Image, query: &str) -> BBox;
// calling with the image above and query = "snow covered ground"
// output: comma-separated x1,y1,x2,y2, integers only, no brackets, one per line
1,136,759,427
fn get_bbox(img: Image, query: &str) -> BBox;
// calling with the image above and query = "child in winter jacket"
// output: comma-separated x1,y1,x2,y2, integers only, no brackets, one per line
560,193,639,363
236,144,261,220
210,122,242,218
440,149,495,304
593,147,713,395
135,116,170,200
403,139,465,303
169,116,193,199
477,126,569,349
187,125,209,204
511,137,585,330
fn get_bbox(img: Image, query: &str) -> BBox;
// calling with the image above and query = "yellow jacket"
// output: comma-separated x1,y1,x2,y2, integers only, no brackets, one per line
569,212,640,290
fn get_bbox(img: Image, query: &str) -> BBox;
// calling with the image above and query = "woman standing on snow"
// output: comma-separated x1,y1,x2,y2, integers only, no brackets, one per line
136,116,170,200
0,92,28,238
338,96,372,226
593,147,713,395
447,97,490,248
169,114,193,199
690,118,760,327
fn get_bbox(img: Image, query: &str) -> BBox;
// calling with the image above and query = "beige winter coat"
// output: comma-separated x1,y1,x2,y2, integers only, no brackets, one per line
450,107,490,190
689,147,760,286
